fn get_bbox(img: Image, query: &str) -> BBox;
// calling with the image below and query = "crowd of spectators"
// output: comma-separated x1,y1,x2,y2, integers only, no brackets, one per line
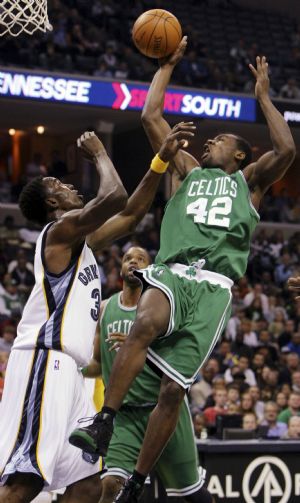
0,0,300,97
190,226,300,440
1,198,300,441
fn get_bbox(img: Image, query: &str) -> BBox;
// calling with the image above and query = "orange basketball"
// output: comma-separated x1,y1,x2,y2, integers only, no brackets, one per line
132,9,182,59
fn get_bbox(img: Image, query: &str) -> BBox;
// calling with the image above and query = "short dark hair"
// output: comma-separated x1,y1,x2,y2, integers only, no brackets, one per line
19,177,48,225
235,135,252,169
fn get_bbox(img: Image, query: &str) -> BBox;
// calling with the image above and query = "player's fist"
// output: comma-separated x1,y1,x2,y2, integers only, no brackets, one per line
288,276,300,300
77,131,106,159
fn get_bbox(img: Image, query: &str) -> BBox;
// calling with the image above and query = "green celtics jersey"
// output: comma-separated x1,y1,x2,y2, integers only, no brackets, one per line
155,167,259,280
100,292,161,406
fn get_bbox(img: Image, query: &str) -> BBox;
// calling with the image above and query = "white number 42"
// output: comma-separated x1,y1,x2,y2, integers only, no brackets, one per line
186,196,232,228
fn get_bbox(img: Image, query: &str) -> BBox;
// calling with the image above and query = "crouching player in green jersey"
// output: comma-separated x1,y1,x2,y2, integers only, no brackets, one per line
83,246,211,503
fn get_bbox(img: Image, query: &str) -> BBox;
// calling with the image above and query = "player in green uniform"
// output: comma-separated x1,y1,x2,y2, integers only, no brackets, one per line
71,39,296,502
83,246,211,503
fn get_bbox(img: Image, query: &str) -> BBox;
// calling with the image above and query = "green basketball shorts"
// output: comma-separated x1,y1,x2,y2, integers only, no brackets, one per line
102,398,206,497
136,262,233,389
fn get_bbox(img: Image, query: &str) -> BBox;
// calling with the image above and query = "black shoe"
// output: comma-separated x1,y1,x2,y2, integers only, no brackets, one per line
114,477,144,503
69,412,114,456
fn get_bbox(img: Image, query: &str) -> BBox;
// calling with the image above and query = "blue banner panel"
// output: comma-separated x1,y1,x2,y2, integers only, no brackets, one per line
0,69,256,122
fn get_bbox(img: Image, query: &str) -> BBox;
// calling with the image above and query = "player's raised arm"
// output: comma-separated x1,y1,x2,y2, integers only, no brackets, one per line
243,56,296,206
47,132,128,247
141,36,198,180
88,122,195,251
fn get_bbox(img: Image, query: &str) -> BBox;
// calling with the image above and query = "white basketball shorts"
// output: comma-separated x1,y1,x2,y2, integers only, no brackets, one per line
0,348,103,491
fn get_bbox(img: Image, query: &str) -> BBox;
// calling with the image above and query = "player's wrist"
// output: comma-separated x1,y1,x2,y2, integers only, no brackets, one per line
150,153,169,174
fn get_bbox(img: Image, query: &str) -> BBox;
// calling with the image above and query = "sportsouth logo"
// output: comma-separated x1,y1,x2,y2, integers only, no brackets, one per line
242,456,292,503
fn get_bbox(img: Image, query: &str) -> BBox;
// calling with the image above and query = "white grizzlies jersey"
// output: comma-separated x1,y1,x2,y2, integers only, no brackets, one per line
14,222,101,366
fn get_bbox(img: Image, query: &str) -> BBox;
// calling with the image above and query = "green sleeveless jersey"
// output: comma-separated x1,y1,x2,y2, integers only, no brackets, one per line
155,167,259,281
100,292,160,406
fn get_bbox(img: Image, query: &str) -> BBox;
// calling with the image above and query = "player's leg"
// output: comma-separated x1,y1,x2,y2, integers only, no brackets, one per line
60,473,101,503
99,476,123,503
154,397,212,503
114,376,185,502
69,286,171,455
0,472,43,503
136,375,185,476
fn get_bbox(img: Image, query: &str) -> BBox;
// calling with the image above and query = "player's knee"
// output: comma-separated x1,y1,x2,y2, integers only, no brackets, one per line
71,474,102,502
100,476,123,503
159,379,185,411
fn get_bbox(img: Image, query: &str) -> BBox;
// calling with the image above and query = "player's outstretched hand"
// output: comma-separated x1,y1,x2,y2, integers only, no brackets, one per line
106,332,127,352
249,56,270,100
77,131,106,159
288,276,300,300
158,122,195,162
159,36,187,67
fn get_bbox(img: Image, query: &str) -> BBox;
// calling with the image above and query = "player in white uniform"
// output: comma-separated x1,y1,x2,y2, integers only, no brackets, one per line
0,125,193,503
0,132,128,503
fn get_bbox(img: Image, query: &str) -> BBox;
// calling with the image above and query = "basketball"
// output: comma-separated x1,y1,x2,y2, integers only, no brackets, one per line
132,9,182,59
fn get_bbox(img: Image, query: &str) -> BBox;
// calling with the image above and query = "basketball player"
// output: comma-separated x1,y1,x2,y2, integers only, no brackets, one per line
0,124,193,503
83,246,211,503
70,42,296,502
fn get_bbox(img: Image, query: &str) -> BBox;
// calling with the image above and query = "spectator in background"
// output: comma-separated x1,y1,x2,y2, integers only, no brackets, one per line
260,402,288,438
238,319,258,348
226,356,256,386
280,78,300,99
249,385,264,421
274,253,294,287
8,249,33,274
243,283,270,319
231,330,253,360
286,332,300,357
203,388,228,428
257,330,279,361
225,308,245,341
240,392,255,416
192,411,205,439
0,216,20,246
0,325,16,352
278,319,296,348
292,370,300,393
190,359,219,409
0,277,23,321
214,339,233,373
226,384,240,409
268,309,286,340
277,392,300,424
281,416,300,439
275,391,288,413
10,254,35,302
279,352,300,385
242,412,258,432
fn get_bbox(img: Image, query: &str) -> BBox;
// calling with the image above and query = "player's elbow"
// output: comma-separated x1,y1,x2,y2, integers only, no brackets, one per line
279,143,296,165
108,185,128,212
141,109,159,126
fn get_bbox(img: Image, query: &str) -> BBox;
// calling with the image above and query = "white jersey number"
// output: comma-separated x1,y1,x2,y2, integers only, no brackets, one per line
187,196,232,228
